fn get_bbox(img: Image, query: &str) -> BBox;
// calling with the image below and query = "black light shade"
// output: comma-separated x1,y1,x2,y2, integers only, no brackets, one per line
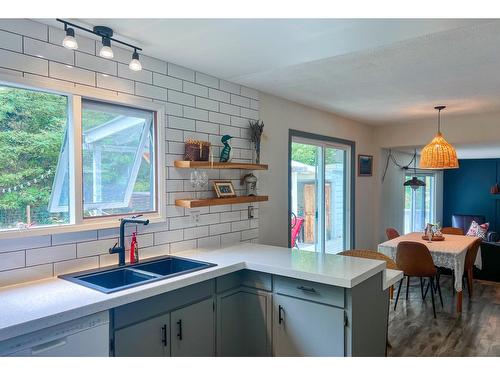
404,176,426,190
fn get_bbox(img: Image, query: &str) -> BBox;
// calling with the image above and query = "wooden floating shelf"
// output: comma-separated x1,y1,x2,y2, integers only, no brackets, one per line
174,160,268,170
175,195,269,208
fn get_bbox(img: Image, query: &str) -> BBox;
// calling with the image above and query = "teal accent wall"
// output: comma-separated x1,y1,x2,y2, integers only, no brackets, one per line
443,159,500,231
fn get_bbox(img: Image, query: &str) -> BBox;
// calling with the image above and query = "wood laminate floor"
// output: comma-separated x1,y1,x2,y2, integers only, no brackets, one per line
387,275,500,356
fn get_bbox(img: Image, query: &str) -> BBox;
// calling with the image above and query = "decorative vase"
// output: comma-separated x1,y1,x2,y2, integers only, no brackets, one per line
254,140,261,164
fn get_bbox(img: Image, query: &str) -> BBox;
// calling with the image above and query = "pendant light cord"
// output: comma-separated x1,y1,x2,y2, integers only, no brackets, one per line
381,149,417,183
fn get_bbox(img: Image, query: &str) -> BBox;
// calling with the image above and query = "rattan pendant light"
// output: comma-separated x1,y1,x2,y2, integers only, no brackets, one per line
419,105,459,169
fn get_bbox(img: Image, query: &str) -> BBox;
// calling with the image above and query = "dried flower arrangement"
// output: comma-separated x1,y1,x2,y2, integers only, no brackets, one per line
248,120,264,164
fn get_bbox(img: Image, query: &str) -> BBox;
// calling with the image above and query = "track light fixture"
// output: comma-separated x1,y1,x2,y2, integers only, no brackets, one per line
129,50,142,71
57,19,143,71
62,25,78,50
99,37,114,59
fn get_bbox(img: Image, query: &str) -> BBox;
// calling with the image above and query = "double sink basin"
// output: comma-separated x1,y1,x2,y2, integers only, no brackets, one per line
59,256,216,293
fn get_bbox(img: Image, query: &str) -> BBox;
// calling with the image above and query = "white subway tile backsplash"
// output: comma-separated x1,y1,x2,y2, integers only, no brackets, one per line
75,52,117,75
209,112,231,125
0,264,53,288
210,223,231,236
0,19,47,41
169,115,196,131
0,29,22,52
240,108,259,120
208,88,230,103
54,257,99,276
183,81,208,97
135,82,167,100
221,232,241,246
153,72,182,90
168,63,195,81
195,72,219,89
26,244,76,266
0,49,48,75
183,226,209,240
52,230,97,246
230,94,251,108
141,55,167,74
219,102,240,116
240,86,259,100
168,90,195,106
154,229,183,245
97,73,134,94
118,63,153,84
184,106,208,121
0,235,51,254
196,97,219,111
0,251,25,271
0,23,259,286
50,62,94,85
166,102,183,116
220,80,240,94
196,121,219,134
24,37,74,65
170,239,197,253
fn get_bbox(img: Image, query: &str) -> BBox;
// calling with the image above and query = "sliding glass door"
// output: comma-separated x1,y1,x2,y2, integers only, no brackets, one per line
289,133,352,254
404,173,436,234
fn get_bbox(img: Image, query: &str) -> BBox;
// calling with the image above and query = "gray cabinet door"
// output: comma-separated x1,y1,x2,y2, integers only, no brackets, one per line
217,287,272,356
273,294,344,357
114,313,170,357
170,298,215,357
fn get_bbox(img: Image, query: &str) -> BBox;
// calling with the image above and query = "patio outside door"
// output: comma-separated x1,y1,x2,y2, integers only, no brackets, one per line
290,134,352,254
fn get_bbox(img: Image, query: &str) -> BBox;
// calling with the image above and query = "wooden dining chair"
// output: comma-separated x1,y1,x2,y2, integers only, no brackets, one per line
463,238,482,297
441,227,465,235
339,249,399,298
386,227,400,240
394,241,443,318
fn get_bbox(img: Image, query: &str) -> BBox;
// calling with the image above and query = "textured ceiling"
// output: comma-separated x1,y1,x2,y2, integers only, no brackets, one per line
42,18,500,124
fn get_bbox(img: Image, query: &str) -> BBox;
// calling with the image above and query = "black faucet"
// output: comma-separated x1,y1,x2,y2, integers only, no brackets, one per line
109,215,149,266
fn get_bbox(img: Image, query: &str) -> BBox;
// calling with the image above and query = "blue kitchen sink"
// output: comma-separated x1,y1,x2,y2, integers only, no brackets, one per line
132,257,212,276
59,256,216,293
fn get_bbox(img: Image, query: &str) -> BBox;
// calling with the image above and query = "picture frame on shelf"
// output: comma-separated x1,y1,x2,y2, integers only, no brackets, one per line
358,154,373,176
213,180,237,198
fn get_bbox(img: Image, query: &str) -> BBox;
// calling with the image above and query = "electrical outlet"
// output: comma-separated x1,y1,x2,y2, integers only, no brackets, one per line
248,205,254,219
190,210,201,224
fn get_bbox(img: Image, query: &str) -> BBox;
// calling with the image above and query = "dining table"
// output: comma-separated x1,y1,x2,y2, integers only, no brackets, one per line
378,232,482,313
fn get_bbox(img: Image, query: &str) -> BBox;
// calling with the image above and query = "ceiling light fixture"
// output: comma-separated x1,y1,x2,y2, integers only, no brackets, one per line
57,19,143,71
403,149,426,190
419,105,459,170
129,49,142,71
62,25,78,50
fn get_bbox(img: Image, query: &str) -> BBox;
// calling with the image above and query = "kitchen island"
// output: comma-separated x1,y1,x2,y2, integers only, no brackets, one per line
0,243,402,356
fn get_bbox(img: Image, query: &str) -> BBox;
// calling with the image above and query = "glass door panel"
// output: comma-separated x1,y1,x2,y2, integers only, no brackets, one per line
325,147,347,254
290,141,321,251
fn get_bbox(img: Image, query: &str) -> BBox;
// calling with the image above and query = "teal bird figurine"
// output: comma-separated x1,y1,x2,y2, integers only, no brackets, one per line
219,135,233,162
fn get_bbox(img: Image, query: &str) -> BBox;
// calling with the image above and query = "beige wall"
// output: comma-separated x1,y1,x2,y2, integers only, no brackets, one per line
258,93,378,250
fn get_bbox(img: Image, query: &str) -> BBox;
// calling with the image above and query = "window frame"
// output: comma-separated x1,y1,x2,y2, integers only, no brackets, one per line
0,73,166,239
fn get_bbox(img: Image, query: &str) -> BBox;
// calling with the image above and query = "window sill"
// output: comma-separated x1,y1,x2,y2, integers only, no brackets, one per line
0,214,165,240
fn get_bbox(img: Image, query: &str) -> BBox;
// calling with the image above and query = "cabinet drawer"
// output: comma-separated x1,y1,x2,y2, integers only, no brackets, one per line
273,276,344,308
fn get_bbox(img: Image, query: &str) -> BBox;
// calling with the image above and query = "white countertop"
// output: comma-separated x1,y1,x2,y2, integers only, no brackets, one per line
0,243,402,342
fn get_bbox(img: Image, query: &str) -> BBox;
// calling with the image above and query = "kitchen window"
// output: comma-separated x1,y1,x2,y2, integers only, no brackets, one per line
403,173,436,234
0,76,164,237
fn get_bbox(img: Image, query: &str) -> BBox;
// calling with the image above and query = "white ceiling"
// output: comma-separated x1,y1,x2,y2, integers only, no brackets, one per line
57,19,500,124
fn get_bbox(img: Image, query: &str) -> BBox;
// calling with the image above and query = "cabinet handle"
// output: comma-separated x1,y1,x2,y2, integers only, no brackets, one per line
278,305,284,325
177,319,183,341
297,285,317,293
161,324,167,347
